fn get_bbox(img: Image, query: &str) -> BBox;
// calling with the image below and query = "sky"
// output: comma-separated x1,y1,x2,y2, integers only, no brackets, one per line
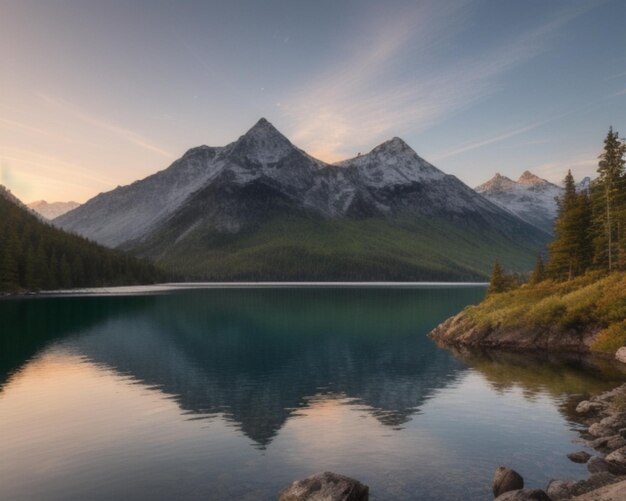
1,0,625,203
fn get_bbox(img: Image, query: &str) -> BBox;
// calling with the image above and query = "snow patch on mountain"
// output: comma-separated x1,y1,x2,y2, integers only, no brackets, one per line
336,137,445,188
476,171,562,234
55,119,547,249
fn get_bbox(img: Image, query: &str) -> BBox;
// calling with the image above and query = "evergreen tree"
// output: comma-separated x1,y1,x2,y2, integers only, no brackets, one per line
0,190,165,293
547,171,592,279
529,255,546,285
592,127,626,271
488,260,508,294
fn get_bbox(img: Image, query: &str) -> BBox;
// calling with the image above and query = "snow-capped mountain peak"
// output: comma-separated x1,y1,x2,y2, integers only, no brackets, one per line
372,136,413,154
336,136,445,188
55,120,547,252
229,117,295,164
517,170,553,188
475,173,517,192
476,171,562,234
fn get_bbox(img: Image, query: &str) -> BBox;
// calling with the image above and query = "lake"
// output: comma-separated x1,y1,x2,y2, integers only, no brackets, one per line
1,286,624,500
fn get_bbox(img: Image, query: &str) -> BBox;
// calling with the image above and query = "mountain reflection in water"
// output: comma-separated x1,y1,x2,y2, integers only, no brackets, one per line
1,286,625,501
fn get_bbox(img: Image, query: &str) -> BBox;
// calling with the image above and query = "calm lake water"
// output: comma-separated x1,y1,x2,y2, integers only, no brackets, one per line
1,286,625,500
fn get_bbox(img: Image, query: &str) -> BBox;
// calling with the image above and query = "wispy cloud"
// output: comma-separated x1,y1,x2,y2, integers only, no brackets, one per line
531,157,598,182
0,146,116,188
281,1,598,162
432,122,546,161
37,94,176,159
433,86,625,161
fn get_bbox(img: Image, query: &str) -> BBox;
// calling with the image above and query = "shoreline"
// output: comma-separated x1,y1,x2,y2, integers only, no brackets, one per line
534,381,626,500
429,310,600,355
0,281,488,299
429,314,626,499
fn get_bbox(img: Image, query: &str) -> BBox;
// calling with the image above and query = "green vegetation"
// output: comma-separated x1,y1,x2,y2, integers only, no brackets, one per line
138,215,545,281
0,192,165,293
469,272,626,353
543,127,626,280
469,128,626,353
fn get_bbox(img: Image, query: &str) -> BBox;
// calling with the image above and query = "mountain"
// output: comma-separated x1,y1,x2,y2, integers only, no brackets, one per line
1,185,32,211
0,185,164,292
27,200,81,219
55,119,550,281
577,176,592,192
475,171,563,234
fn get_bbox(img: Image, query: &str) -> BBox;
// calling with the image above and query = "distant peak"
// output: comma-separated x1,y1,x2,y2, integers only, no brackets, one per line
231,117,295,163
475,173,516,192
517,170,544,184
238,117,290,143
372,136,414,155
247,117,281,134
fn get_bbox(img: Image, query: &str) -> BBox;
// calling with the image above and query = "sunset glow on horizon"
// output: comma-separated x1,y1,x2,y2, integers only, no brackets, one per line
1,0,625,203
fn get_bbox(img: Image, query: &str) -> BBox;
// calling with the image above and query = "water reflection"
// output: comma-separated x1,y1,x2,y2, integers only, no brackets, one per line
54,288,478,446
1,287,625,500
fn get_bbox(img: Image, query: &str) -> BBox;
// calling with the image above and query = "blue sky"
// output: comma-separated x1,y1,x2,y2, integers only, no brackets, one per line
1,0,625,202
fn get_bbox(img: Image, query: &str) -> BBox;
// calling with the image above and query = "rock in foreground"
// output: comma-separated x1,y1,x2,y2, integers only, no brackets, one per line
279,472,369,501
493,466,524,497
494,489,550,500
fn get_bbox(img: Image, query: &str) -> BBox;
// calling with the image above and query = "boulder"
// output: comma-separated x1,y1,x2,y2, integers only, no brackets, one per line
615,347,626,364
606,434,626,450
587,455,626,475
606,445,626,466
567,451,591,464
588,456,613,474
576,400,604,414
492,466,524,498
493,467,524,498
588,422,613,438
494,489,550,500
588,436,609,450
279,472,369,501
569,478,626,500
546,479,577,500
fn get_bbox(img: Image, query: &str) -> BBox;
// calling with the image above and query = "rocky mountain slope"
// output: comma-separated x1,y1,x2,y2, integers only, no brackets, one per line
55,119,550,280
475,171,563,234
27,200,81,219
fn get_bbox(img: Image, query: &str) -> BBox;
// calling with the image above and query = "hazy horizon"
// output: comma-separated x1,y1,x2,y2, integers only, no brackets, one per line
1,0,625,203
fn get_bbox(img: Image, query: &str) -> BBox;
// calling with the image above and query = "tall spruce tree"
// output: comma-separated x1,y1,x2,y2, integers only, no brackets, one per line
529,255,546,285
488,260,508,294
547,171,592,279
592,127,626,271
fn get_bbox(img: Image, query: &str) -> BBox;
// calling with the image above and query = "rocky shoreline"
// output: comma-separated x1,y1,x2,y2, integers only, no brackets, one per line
426,311,626,500
428,310,600,353
488,382,626,500
278,383,626,500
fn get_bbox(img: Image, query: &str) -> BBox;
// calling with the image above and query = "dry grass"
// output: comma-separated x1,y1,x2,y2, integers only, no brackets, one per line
463,271,626,354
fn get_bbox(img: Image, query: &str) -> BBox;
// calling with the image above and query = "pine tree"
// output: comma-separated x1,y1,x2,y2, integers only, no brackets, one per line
488,260,508,294
592,127,626,271
530,255,546,285
547,171,592,279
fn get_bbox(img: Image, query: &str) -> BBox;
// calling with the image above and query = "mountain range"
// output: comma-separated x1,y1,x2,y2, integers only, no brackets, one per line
55,118,550,281
27,200,81,220
475,172,592,234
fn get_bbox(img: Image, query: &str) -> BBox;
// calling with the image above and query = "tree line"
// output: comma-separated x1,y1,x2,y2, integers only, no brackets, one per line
489,127,626,293
0,193,166,292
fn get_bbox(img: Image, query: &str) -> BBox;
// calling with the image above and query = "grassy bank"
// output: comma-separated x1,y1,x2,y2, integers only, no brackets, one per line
430,272,626,354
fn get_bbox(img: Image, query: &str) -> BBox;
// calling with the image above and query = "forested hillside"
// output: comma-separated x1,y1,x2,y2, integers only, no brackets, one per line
0,187,165,293
431,127,626,353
